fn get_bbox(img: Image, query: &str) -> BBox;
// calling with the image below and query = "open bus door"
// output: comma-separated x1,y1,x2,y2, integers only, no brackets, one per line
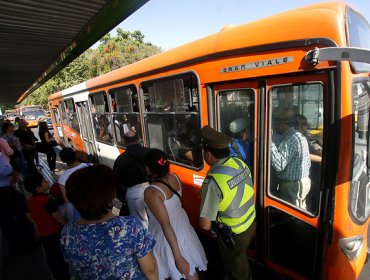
263,73,329,279
213,80,259,264
52,104,67,147
75,101,99,163
213,72,331,279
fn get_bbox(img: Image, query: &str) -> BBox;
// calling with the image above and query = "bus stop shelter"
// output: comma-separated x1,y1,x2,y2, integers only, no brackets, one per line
0,0,148,105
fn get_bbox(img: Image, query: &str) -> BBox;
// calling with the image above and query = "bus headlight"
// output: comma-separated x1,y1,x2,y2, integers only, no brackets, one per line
339,235,364,260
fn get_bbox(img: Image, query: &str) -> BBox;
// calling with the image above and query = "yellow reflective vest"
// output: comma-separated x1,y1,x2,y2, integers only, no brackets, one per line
209,157,255,234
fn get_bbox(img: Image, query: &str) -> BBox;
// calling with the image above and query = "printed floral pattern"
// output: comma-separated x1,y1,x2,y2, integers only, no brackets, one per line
60,215,155,279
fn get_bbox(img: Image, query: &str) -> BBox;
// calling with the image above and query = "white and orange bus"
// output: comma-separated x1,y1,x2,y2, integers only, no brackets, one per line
48,2,370,279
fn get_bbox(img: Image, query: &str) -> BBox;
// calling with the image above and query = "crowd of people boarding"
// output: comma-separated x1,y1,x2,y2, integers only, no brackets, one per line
0,117,257,280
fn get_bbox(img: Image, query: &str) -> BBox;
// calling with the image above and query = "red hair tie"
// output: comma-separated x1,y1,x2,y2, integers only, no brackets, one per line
158,157,167,166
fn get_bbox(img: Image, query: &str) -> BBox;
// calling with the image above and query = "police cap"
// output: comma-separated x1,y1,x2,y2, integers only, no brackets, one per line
201,125,231,149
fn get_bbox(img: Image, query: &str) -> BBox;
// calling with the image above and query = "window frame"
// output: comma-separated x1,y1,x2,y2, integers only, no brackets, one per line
141,72,203,169
108,84,142,148
268,81,325,216
62,98,80,133
89,91,114,145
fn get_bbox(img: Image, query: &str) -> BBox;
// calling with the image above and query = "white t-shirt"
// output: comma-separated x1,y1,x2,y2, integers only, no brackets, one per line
58,162,91,186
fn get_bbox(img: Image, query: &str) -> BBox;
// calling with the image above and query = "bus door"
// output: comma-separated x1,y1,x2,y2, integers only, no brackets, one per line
263,73,328,279
56,102,68,146
75,101,98,163
214,73,328,279
89,92,120,167
214,80,258,258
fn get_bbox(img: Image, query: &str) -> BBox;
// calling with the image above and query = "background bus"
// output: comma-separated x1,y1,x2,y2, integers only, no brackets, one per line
48,2,370,279
4,109,18,122
17,105,46,127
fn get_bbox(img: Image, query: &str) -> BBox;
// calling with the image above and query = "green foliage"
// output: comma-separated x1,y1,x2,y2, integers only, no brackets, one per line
24,30,162,108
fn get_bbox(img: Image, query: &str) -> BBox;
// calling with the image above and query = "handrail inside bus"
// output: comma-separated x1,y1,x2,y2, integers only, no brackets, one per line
305,47,370,65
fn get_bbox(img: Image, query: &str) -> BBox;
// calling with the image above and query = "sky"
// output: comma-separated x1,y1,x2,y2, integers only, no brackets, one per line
107,0,370,51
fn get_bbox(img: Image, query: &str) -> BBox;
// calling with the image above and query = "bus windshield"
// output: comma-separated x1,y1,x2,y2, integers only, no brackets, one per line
21,108,45,120
347,7,370,72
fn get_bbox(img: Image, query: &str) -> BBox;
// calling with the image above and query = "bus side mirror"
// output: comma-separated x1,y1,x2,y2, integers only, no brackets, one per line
305,47,370,66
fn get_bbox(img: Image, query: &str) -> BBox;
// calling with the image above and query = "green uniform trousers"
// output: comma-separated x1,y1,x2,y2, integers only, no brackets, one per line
218,219,256,280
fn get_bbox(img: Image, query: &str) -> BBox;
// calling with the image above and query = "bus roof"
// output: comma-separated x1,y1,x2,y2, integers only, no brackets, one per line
49,2,357,99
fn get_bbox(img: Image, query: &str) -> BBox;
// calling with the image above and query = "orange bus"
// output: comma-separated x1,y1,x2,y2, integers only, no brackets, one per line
48,2,370,279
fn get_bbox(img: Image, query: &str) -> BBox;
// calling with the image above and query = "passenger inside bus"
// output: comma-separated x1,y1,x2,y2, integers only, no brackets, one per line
270,84,324,213
295,114,322,213
228,118,253,169
96,115,112,142
174,108,202,167
113,115,140,147
295,115,322,161
271,110,311,210
218,89,255,176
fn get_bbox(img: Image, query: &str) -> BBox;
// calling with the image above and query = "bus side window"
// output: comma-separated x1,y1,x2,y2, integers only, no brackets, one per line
110,86,142,147
90,92,113,144
219,89,255,172
142,73,202,168
64,99,80,133
270,84,323,215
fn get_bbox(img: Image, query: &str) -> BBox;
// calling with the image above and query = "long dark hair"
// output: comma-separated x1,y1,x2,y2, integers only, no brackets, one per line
38,121,48,135
1,122,14,135
145,148,170,178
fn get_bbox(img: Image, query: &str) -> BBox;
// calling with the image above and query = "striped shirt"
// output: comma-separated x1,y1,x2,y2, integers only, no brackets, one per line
271,128,311,180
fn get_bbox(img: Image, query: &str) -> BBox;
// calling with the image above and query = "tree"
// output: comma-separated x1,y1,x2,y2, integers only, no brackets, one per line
24,29,162,108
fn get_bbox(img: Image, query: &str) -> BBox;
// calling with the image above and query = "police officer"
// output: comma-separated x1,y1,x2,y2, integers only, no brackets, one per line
199,125,256,280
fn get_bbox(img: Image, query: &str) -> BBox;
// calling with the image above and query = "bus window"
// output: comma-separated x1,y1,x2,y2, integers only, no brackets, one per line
110,86,142,147
90,92,113,144
60,101,67,124
142,73,202,168
346,7,370,73
351,79,370,223
64,99,80,133
270,83,324,214
218,89,255,170
51,108,61,124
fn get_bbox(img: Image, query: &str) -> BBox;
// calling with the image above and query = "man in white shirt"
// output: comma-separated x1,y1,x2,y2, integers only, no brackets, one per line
58,148,90,222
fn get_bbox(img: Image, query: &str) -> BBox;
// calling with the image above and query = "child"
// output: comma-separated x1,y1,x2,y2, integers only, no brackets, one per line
24,174,70,280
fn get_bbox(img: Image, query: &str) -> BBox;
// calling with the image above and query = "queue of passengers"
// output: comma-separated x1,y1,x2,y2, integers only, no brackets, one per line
0,117,60,178
0,124,259,280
